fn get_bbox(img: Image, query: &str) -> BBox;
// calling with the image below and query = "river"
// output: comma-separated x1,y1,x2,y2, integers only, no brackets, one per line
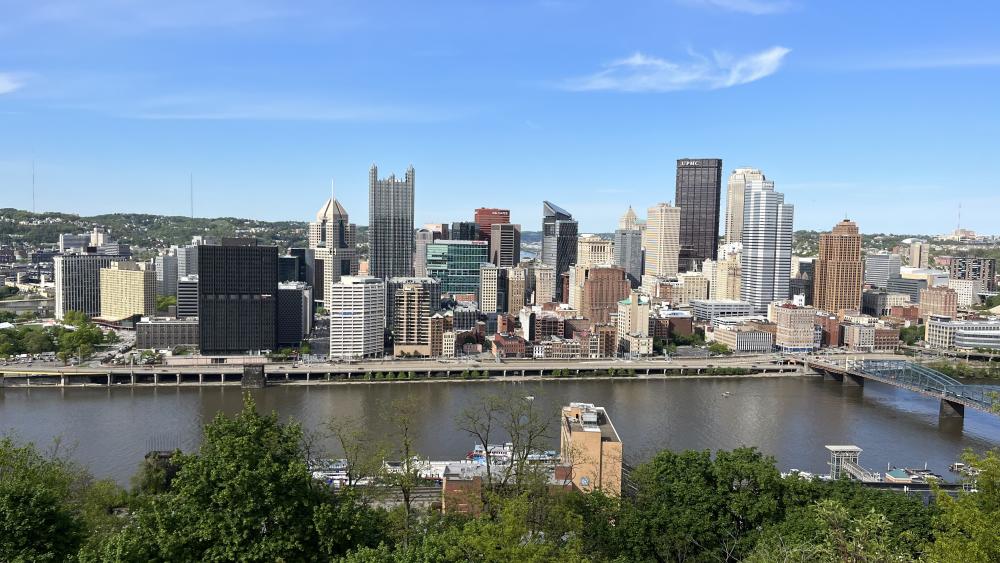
2,376,999,485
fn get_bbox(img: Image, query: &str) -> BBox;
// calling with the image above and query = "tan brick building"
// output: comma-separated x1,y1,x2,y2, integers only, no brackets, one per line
99,261,155,322
560,403,622,496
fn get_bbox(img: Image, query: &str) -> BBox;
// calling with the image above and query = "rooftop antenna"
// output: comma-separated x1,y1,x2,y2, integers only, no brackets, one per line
331,178,336,203
957,202,961,232
31,160,36,213
189,173,194,218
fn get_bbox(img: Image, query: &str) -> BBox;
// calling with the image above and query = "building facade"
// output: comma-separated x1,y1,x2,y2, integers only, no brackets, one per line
741,179,793,313
769,302,815,353
950,256,996,291
198,240,278,354
368,164,415,279
613,225,642,288
426,240,489,295
864,253,902,289
277,282,313,347
919,286,958,321
328,276,385,359
176,275,199,319
474,208,510,241
724,167,765,245
490,223,521,268
136,318,199,350
813,220,863,314
99,261,155,322
576,235,614,267
643,203,681,279
541,201,578,302
676,158,722,271
54,254,114,320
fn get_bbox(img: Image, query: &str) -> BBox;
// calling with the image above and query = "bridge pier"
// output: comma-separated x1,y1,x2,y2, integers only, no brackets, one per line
823,371,842,382
844,373,865,386
939,399,965,418
107,373,112,387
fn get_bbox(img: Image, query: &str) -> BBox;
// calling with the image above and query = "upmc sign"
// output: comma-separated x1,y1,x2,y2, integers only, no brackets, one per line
679,160,701,166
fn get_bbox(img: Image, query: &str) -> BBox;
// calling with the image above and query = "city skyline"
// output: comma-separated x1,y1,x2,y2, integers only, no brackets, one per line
1,2,999,233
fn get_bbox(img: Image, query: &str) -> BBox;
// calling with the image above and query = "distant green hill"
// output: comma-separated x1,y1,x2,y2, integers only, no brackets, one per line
0,208,317,250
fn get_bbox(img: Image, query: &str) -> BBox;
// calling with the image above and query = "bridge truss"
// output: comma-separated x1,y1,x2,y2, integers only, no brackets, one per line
857,360,1000,415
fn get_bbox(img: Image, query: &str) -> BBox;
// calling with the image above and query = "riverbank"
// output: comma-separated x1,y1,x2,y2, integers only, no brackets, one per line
0,368,816,388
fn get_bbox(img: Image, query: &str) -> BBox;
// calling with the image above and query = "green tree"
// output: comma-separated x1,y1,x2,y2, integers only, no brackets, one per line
926,449,1000,562
155,295,176,312
0,437,85,562
708,342,733,356
900,325,923,346
104,330,120,344
747,500,915,562
343,496,587,563
623,447,786,561
22,329,54,354
299,341,311,355
99,394,382,561
62,310,88,327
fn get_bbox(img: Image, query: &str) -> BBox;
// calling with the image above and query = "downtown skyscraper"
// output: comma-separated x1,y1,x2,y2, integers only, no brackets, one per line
541,201,578,302
813,219,863,314
368,164,415,279
724,167,766,244
675,158,722,271
741,179,794,314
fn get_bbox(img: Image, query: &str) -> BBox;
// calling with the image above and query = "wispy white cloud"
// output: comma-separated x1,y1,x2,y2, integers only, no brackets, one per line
0,73,24,94
680,0,794,15
855,53,1000,71
564,46,791,92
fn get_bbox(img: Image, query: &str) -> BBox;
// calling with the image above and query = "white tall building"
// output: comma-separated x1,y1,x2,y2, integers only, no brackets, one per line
328,276,385,359
479,263,505,314
54,254,114,320
724,168,766,245
643,203,681,279
741,180,793,313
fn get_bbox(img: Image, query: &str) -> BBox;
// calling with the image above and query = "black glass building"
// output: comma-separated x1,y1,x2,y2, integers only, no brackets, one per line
541,201,578,302
450,221,481,241
198,239,278,354
675,158,722,272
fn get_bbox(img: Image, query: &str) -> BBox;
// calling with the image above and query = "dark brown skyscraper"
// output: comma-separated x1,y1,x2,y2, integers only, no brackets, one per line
675,158,722,272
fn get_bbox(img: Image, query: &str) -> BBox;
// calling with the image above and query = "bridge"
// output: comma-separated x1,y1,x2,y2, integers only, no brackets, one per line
805,358,1000,419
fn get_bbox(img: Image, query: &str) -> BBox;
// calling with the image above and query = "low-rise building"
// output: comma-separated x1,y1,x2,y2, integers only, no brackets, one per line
492,333,528,358
925,315,1000,350
560,403,622,496
712,323,774,353
690,299,754,323
919,286,958,321
136,317,199,350
769,302,816,353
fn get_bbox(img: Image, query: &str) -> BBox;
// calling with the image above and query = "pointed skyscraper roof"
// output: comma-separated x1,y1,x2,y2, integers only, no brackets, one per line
619,206,639,230
316,198,348,221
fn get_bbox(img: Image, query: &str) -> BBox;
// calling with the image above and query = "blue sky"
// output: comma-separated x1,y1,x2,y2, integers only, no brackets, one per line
1,0,998,234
